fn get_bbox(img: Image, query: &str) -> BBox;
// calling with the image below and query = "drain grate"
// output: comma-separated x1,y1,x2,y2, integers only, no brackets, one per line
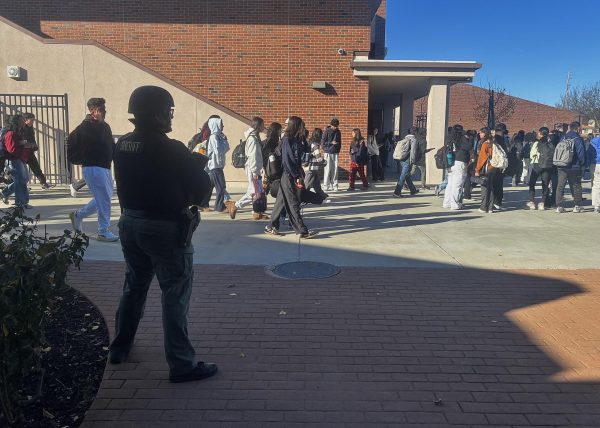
267,261,340,280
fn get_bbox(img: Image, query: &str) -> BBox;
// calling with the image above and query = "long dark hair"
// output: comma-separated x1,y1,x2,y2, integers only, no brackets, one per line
265,122,282,147
310,128,323,144
446,124,464,146
285,116,304,139
352,128,363,143
5,114,24,139
479,127,491,142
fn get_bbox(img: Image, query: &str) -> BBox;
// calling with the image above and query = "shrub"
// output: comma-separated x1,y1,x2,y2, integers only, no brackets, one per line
0,207,88,426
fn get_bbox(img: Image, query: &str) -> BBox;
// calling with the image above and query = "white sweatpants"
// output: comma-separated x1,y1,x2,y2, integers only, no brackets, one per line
443,160,467,210
592,166,600,208
323,153,339,189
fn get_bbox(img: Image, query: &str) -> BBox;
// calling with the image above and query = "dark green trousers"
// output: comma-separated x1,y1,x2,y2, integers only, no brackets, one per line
112,213,196,377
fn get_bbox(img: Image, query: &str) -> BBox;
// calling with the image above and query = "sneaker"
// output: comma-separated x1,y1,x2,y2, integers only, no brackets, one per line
69,211,82,232
300,230,318,239
252,212,261,220
1,194,9,205
41,183,54,189
538,202,545,210
169,362,218,383
264,226,282,236
478,208,487,213
324,198,332,204
526,201,537,210
69,184,78,198
493,204,503,211
392,193,402,198
334,187,339,192
97,231,119,242
411,189,420,196
594,206,600,213
225,200,238,219
434,186,440,197
572,205,583,213
346,187,355,192
556,206,565,213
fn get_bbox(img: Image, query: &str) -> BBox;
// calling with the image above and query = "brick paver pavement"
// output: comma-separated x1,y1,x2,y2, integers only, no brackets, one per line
70,263,600,427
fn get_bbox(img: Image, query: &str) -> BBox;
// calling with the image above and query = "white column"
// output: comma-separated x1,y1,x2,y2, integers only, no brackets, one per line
425,79,450,185
399,94,414,138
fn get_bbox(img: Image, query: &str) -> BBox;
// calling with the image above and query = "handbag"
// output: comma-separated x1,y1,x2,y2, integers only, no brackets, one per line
251,177,267,213
470,175,488,186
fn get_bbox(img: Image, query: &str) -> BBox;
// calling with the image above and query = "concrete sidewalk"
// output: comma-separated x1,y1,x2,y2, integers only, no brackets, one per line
19,177,599,269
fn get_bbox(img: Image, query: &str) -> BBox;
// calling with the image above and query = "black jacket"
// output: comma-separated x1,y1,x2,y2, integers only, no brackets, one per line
446,135,472,163
70,115,115,169
321,126,342,154
114,128,210,216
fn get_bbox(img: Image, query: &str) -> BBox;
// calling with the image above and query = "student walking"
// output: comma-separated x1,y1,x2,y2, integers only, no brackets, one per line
526,128,555,210
348,128,369,191
591,134,600,213
304,128,328,200
555,121,586,213
475,131,504,213
22,113,54,189
443,124,471,210
205,116,230,213
322,118,341,191
392,127,419,197
367,128,383,181
1,114,32,208
227,117,267,220
265,116,317,238
67,98,118,241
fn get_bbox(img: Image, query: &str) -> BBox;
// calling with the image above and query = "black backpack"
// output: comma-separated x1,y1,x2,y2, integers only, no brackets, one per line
265,145,283,180
231,139,247,168
434,146,453,169
513,141,524,161
538,141,555,169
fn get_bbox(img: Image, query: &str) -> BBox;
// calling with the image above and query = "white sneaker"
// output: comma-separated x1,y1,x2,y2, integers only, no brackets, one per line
69,184,78,198
594,206,600,213
572,205,583,213
324,198,332,204
493,204,502,211
526,201,536,210
538,202,545,210
478,208,487,213
69,211,82,232
97,231,119,242
556,206,565,213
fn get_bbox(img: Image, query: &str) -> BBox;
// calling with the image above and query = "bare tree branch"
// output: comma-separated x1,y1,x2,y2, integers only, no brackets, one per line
558,82,600,129
472,82,517,126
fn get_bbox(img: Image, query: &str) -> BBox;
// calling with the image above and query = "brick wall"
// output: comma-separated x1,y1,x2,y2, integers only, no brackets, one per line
418,84,579,133
3,1,386,172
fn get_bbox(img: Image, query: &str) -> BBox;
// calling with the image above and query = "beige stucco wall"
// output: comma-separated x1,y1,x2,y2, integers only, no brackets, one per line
0,20,250,181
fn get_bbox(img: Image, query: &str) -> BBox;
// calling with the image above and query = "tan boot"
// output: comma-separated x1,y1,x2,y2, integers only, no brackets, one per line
252,212,261,220
226,201,238,219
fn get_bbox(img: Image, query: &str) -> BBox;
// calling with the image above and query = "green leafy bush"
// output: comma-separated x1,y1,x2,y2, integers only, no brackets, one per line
0,207,88,426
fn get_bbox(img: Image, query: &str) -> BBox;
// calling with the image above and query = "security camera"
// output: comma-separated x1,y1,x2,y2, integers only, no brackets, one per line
337,48,346,55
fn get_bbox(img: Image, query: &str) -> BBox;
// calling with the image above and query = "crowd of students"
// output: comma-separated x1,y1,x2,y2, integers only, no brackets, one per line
431,121,599,214
2,107,599,242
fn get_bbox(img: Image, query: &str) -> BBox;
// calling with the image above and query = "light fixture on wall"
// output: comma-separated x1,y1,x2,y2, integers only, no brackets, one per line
312,81,327,90
7,66,21,79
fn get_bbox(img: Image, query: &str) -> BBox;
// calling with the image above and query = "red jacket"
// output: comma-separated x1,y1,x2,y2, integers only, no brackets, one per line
3,131,30,162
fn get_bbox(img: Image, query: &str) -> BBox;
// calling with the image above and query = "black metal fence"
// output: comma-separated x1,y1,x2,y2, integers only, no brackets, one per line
0,94,70,184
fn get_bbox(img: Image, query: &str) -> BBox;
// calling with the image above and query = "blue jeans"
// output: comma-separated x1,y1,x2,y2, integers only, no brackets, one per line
2,159,29,206
77,166,113,234
394,160,416,195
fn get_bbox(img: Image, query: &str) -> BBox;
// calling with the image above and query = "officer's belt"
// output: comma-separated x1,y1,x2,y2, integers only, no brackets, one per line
123,209,180,221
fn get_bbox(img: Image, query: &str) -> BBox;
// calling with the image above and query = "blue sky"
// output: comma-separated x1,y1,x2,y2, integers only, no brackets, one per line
386,0,599,106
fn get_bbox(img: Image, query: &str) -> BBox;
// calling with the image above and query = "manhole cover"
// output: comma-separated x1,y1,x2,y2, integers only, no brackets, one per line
267,261,340,280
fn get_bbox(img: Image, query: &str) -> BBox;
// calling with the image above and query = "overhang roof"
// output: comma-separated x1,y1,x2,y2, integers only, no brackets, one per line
351,53,482,99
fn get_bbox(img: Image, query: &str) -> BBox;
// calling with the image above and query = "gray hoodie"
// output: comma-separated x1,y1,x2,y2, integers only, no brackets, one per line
244,127,263,175
207,117,229,170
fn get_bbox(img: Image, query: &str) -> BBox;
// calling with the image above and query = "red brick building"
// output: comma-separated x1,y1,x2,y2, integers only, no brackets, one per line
414,84,579,134
1,1,480,183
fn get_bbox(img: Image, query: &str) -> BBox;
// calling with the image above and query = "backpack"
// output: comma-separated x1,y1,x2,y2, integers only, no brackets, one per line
434,145,454,169
538,142,555,169
553,138,575,167
393,137,411,161
513,140,524,161
187,132,206,153
354,141,369,164
490,143,509,170
231,139,247,168
265,146,283,180
66,128,84,165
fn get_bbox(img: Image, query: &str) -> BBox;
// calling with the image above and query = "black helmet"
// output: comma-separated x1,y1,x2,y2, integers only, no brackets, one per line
128,86,174,115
